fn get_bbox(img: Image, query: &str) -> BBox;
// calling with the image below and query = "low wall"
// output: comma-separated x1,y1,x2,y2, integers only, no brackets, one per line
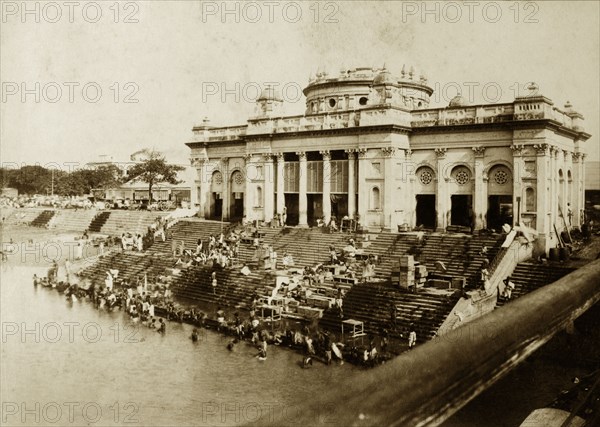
437,237,532,335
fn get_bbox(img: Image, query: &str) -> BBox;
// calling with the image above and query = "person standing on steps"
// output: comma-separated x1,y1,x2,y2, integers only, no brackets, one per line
408,325,417,349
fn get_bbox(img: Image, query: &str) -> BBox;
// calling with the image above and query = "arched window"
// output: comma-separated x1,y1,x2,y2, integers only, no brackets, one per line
231,170,244,193
371,187,381,210
451,166,471,185
525,188,536,212
416,166,435,185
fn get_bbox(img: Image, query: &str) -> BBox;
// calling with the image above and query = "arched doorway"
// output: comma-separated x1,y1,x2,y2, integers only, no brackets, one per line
415,166,436,229
210,171,223,220
487,165,513,230
230,170,245,221
449,165,473,227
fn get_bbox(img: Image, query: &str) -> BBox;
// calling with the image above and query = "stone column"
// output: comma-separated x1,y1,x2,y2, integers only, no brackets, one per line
510,144,525,227
194,159,209,219
356,148,368,223
571,152,581,227
472,146,486,230
382,147,397,230
275,153,285,217
243,154,254,221
321,150,331,224
262,154,275,223
346,150,356,219
402,149,415,229
534,144,549,253
435,148,448,231
297,151,308,227
219,158,230,220
551,147,560,234
189,160,199,210
561,150,569,227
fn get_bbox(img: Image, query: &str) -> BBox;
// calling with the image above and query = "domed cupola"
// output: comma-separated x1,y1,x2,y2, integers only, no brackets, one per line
254,86,283,117
373,67,395,86
257,86,283,102
449,93,468,107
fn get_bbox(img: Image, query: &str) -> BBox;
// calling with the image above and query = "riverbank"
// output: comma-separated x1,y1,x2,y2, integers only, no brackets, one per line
2,225,396,368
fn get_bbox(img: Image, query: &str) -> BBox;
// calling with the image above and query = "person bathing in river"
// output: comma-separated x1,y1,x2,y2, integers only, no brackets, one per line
227,339,238,351
157,318,166,334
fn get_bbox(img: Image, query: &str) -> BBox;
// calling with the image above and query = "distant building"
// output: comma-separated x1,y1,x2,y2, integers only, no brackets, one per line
89,153,193,205
105,174,191,205
186,66,591,254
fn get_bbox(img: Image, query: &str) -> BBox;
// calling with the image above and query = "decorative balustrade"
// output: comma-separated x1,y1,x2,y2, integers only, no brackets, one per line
191,100,578,144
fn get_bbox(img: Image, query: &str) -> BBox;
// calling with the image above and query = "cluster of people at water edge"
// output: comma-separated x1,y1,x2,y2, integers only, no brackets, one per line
33,271,395,368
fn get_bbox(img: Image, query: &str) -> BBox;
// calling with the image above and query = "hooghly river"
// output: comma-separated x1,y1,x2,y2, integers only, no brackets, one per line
1,231,596,427
1,263,357,426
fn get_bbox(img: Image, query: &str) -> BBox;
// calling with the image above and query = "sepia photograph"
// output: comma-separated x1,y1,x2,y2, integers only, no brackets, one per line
1,1,599,426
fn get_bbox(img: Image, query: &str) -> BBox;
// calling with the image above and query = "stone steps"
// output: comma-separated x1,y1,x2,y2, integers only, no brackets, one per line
50,209,98,232
496,262,576,307
320,281,461,344
30,210,55,227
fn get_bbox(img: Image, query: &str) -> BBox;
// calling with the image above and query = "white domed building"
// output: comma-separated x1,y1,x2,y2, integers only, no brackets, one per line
187,66,590,255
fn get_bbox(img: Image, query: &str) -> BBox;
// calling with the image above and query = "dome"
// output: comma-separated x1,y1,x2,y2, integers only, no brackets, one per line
373,69,395,85
449,94,468,107
257,86,283,102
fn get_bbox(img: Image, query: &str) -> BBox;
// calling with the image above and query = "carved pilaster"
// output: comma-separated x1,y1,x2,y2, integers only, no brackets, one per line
510,144,525,156
243,153,253,162
345,149,356,160
405,148,412,159
533,144,549,156
296,151,307,161
320,150,331,161
572,152,582,163
472,146,486,157
191,157,205,167
356,148,368,159
434,148,447,158
274,152,284,162
261,153,274,163
381,147,396,158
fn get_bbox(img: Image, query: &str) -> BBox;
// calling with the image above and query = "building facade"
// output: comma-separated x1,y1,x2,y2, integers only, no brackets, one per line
186,66,590,254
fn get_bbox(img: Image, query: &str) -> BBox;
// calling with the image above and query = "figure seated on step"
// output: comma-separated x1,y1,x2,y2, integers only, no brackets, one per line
282,252,294,270
328,217,339,232
500,276,515,301
174,254,193,268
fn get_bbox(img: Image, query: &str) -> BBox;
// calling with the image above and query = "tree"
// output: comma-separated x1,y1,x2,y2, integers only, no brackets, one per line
126,150,184,203
7,165,55,195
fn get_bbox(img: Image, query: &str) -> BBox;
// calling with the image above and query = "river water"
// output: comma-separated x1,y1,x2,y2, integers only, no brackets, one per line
1,264,355,426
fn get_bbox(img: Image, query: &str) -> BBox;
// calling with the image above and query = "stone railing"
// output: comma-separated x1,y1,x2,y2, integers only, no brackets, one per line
411,101,576,130
191,100,578,144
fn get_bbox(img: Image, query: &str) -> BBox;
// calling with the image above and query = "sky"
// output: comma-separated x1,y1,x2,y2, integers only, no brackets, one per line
1,1,598,177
